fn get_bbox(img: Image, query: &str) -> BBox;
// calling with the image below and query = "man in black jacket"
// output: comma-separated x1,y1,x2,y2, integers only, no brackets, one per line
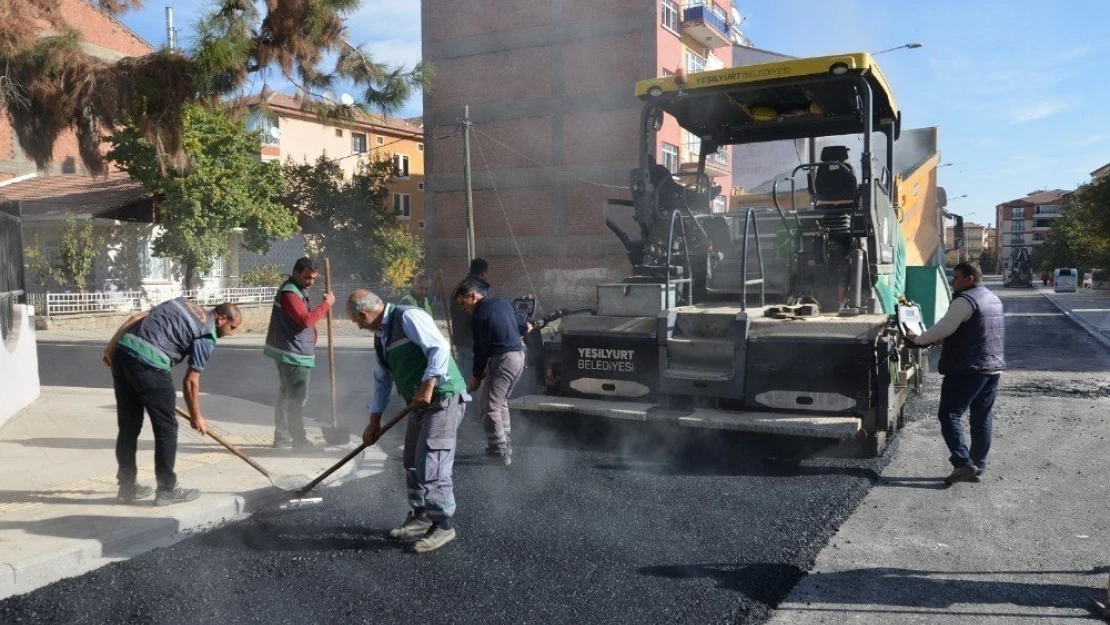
453,278,528,465
449,259,490,420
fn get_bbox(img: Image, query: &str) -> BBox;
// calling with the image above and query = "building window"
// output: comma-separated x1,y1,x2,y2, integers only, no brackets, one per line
683,130,701,162
394,154,410,178
418,220,425,230
1033,233,1046,242
376,136,384,145
143,242,170,282
1010,234,1025,245
393,193,411,219
206,257,225,279
712,196,726,214
352,133,367,153
418,182,425,190
662,143,679,172
662,0,679,32
1011,207,1025,219
1034,218,1053,228
685,49,706,74
247,113,280,146
418,143,424,152
1011,219,1025,232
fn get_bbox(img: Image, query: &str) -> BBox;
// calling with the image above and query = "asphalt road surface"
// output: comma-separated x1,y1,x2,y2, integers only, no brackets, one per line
6,282,1107,624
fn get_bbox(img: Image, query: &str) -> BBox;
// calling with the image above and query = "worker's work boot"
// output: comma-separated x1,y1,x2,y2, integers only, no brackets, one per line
154,487,201,506
412,526,456,553
117,484,155,504
943,465,979,485
388,511,433,540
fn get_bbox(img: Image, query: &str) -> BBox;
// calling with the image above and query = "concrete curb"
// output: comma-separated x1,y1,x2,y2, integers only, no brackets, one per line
1041,291,1110,350
0,448,372,600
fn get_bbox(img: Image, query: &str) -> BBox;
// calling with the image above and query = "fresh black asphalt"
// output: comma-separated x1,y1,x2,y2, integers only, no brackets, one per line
4,284,1103,624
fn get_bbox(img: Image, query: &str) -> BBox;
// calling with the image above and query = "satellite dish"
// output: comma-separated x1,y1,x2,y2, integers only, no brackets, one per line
730,7,745,25
268,127,281,140
340,93,355,107
731,31,748,46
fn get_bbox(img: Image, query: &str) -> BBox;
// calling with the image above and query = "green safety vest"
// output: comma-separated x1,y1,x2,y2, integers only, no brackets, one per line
375,304,465,405
400,293,435,316
263,279,317,367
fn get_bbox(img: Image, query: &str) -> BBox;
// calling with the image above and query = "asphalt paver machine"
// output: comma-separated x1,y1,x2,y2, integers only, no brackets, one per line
1003,247,1034,288
511,53,946,456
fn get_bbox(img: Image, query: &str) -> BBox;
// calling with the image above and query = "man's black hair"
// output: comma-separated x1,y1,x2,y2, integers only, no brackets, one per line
953,261,983,285
468,258,488,276
292,257,317,274
453,278,487,301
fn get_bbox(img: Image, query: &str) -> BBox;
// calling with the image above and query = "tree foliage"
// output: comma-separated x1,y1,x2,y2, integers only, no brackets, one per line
1035,177,1110,272
1,0,431,174
107,103,296,287
282,154,422,285
53,214,104,292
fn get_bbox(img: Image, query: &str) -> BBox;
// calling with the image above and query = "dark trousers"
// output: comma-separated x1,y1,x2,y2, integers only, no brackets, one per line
274,362,312,444
937,373,1000,470
112,350,179,491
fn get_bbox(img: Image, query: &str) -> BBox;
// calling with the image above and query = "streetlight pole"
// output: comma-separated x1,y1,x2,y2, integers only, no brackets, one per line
874,42,923,56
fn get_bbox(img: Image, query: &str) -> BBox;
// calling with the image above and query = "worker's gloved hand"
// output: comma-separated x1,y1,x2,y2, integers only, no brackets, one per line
362,413,383,445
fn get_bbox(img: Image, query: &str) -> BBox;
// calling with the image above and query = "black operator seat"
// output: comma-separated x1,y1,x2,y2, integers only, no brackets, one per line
810,145,857,209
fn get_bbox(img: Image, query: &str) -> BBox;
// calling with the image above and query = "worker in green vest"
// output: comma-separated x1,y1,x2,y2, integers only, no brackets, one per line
400,274,435,315
263,257,335,448
348,288,467,554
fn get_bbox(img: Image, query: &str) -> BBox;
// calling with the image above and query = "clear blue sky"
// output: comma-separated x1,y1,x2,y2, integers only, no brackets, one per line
118,0,1109,228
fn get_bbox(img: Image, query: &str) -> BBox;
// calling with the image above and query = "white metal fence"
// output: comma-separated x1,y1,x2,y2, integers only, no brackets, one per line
31,283,400,317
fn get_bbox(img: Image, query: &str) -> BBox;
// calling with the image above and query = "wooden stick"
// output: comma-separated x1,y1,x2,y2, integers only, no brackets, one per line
292,405,414,497
324,258,338,429
174,406,271,478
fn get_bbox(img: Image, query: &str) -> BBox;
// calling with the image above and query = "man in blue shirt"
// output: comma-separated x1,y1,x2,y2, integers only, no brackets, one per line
348,289,467,553
102,298,242,506
453,278,530,465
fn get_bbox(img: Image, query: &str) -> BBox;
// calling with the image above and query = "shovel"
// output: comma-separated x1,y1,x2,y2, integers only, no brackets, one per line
283,405,414,508
174,406,310,491
321,258,351,446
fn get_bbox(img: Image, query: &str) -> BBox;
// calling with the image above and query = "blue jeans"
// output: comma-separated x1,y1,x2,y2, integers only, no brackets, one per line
937,373,1000,469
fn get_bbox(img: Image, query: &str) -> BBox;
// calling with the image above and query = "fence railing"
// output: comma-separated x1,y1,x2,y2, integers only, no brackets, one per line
31,283,402,317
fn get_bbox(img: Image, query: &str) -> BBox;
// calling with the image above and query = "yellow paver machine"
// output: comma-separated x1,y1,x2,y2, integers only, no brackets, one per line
511,53,949,456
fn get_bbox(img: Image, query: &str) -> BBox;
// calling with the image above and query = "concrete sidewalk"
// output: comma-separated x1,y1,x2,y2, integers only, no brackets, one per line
0,386,387,599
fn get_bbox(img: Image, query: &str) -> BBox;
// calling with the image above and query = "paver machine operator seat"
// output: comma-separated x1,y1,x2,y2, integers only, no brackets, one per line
810,145,858,209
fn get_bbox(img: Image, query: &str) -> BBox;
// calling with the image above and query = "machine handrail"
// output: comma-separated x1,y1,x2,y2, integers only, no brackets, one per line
740,208,766,312
665,209,694,306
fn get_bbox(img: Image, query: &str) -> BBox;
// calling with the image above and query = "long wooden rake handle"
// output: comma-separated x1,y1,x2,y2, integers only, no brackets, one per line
293,405,414,497
324,258,338,429
174,406,272,479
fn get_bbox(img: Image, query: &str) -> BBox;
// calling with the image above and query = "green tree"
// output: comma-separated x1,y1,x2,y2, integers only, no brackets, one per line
2,0,430,175
282,154,422,284
1036,178,1110,272
240,263,285,287
977,250,997,274
107,104,297,287
52,214,104,292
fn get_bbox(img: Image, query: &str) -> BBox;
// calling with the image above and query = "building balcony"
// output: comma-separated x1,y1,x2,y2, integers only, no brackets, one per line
681,4,731,49
678,150,730,177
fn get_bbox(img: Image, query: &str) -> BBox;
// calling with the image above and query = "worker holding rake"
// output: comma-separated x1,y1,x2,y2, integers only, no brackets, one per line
347,289,467,553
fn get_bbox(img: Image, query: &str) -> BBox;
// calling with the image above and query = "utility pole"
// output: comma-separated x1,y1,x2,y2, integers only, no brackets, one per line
165,7,176,52
462,105,476,262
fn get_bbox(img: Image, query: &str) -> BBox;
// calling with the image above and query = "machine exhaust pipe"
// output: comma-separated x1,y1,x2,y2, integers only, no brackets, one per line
852,247,865,310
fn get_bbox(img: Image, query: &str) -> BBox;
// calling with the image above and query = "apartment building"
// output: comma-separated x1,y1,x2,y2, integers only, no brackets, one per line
245,92,427,237
422,0,745,300
945,222,995,260
994,189,1070,261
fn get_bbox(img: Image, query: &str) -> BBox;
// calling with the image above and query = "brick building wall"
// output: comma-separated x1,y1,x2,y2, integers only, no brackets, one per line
0,0,153,181
422,0,656,305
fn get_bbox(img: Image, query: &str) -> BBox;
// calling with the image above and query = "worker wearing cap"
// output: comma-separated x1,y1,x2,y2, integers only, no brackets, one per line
263,257,335,448
449,258,490,420
102,298,242,506
348,289,467,554
400,274,436,316
906,262,1005,485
